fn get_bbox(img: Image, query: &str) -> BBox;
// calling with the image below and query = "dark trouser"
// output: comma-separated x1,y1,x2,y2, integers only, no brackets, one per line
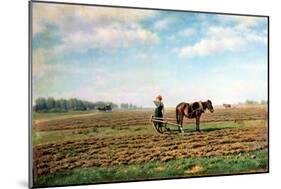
154,114,163,128
154,106,163,128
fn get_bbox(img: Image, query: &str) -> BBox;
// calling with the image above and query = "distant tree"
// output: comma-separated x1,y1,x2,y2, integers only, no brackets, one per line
95,101,107,110
111,103,119,109
77,99,86,110
119,103,140,109
245,100,259,105
260,100,267,105
120,103,129,109
55,99,62,110
61,99,68,110
69,98,78,110
46,97,56,110
34,97,47,112
34,97,120,112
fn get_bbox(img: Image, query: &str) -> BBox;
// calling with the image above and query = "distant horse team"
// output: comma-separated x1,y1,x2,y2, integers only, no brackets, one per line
223,104,231,109
176,100,214,132
97,104,112,112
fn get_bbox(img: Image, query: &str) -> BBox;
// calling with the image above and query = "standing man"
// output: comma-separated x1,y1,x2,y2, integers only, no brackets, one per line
153,95,165,127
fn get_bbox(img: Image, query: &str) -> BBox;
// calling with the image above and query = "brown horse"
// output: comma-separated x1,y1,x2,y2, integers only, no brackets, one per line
176,100,214,132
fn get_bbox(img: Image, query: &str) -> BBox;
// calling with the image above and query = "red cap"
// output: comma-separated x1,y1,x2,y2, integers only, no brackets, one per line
156,95,162,101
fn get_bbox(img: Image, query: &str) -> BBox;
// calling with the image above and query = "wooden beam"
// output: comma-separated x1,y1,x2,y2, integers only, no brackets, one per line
151,119,181,127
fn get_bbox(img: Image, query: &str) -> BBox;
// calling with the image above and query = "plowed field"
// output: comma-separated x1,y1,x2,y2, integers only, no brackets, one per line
33,106,267,131
32,105,268,185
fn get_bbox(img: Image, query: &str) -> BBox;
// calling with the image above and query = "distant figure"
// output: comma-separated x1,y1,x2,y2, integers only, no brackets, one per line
223,104,231,109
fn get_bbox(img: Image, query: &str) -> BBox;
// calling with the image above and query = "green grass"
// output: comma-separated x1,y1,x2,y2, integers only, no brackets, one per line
35,149,268,187
32,120,267,146
32,125,156,146
32,111,94,121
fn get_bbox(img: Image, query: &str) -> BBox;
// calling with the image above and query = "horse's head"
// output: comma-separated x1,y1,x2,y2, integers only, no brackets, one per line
206,100,214,113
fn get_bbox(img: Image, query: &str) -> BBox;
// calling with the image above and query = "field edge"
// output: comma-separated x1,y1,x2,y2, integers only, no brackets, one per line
34,149,268,187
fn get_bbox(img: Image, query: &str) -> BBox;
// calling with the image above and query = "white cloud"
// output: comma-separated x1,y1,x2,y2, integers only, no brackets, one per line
33,3,159,51
32,3,160,80
179,27,246,57
217,15,265,30
232,16,265,31
245,32,267,44
60,23,159,51
153,17,175,30
179,28,196,37
33,3,156,33
178,17,267,58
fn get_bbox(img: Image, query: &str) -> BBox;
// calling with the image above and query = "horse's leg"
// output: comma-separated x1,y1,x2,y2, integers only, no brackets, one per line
180,115,185,133
180,122,184,133
195,116,200,131
178,113,182,132
178,113,184,133
196,116,201,132
195,116,198,131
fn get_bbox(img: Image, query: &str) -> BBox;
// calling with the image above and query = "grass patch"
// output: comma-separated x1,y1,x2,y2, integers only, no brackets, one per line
172,120,266,132
32,111,94,121
32,125,155,146
35,149,268,187
32,120,267,146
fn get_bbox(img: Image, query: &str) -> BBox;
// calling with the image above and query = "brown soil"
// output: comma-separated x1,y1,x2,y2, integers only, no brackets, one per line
33,107,267,132
33,126,267,176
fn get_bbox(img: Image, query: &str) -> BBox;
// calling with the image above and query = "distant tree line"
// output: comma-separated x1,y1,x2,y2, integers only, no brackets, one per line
238,100,268,105
120,103,139,109
33,97,140,112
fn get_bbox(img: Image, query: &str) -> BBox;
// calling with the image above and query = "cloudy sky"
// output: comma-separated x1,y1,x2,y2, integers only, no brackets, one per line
32,2,268,107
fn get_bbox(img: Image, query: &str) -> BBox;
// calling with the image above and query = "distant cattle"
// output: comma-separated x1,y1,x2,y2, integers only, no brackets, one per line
223,104,231,109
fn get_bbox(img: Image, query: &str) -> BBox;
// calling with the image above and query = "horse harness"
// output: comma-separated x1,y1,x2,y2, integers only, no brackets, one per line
186,101,204,118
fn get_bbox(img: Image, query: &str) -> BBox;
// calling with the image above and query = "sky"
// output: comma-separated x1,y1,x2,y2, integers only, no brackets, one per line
32,2,268,107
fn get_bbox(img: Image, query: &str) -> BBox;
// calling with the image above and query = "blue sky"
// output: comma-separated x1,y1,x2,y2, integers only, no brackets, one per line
32,3,268,107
